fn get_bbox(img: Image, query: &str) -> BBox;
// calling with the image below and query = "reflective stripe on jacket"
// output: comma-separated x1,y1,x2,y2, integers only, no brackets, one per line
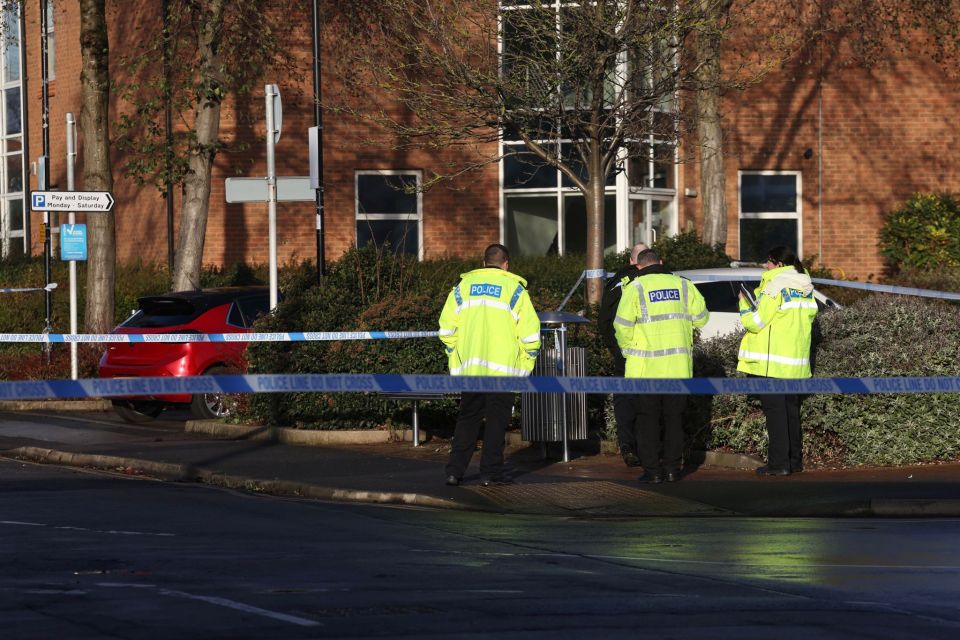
438,267,541,377
613,271,708,378
737,265,818,379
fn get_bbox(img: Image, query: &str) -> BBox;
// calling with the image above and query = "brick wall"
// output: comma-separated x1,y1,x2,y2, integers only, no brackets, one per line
680,17,960,280
23,1,500,271
23,3,960,280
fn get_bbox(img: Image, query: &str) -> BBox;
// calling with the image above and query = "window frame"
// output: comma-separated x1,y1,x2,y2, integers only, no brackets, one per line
0,3,25,258
354,169,424,260
737,170,803,260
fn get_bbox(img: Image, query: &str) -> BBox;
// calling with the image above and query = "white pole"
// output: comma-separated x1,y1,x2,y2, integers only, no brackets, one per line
265,85,279,310
66,113,78,380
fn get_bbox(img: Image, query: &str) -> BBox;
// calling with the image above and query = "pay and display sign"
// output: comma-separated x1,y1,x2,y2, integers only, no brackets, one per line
31,191,115,212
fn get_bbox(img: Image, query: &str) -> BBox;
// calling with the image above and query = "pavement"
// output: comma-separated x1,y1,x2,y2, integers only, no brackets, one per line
2,402,960,517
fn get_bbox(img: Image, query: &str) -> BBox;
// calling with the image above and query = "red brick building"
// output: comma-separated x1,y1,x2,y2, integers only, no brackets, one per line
2,2,957,281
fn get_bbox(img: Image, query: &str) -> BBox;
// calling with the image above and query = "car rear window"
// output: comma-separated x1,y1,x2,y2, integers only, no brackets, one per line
693,280,760,313
237,295,271,327
122,298,201,328
694,282,737,313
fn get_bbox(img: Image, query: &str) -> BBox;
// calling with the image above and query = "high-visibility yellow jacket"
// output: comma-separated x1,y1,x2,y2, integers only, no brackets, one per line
614,267,708,378
438,267,541,377
737,265,818,379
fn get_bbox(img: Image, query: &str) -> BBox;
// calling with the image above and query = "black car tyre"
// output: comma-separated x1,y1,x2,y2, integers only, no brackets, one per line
112,399,165,424
190,366,241,420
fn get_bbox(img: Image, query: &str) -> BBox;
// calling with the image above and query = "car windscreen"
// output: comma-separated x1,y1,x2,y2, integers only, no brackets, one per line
121,298,201,328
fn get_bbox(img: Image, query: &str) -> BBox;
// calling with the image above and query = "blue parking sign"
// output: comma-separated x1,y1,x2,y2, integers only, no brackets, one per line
60,224,87,261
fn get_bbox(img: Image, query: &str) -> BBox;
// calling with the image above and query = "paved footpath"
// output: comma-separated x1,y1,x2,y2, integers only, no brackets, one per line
1,406,959,518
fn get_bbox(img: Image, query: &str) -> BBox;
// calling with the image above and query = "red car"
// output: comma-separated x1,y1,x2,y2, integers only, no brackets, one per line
98,287,272,423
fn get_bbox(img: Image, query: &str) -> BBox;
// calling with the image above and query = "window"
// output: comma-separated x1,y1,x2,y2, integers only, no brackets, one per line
355,171,422,258
235,295,271,328
0,4,24,258
499,1,678,257
738,171,802,263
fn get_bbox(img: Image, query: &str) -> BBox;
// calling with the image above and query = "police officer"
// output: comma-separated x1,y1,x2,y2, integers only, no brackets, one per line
614,249,708,483
439,243,541,487
598,242,648,466
737,246,818,476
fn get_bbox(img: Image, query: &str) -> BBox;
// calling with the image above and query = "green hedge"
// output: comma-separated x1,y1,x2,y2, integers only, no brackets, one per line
691,296,960,467
245,245,960,467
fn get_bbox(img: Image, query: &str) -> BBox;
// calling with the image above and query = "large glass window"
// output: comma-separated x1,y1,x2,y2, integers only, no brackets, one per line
355,171,422,258
500,1,677,257
738,171,801,263
0,5,24,258
562,194,616,255
505,195,559,257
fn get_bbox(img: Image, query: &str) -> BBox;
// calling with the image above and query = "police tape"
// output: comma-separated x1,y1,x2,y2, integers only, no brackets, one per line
0,283,58,294
811,277,960,302
600,270,960,302
0,330,440,344
2,373,959,401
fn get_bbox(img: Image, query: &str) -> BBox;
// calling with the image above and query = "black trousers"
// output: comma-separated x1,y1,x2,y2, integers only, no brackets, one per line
757,392,803,472
635,393,686,474
445,392,513,480
609,348,639,456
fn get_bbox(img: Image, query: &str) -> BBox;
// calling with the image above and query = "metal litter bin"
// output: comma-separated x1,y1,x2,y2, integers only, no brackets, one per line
521,311,590,461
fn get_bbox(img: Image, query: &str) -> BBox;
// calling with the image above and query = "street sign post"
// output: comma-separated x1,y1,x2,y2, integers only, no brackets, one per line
65,114,80,380
265,84,281,310
30,191,115,212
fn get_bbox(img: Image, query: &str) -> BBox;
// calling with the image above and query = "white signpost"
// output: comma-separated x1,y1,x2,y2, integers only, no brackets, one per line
65,114,79,379
30,191,115,212
265,84,281,310
28,114,117,380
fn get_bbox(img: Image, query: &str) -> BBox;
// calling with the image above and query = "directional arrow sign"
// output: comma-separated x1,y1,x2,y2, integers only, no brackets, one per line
225,177,314,203
30,191,115,212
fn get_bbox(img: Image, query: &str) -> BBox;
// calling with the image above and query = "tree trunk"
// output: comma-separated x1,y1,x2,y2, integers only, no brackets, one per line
584,143,606,305
696,0,732,250
80,0,115,333
171,0,226,292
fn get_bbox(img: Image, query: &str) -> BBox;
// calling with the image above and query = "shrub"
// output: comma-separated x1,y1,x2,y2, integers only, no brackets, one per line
0,344,102,381
654,231,733,270
693,296,960,467
879,193,960,273
603,231,732,273
885,265,960,294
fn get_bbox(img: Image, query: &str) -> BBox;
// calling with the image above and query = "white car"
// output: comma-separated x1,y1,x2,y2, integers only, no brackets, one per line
675,267,841,340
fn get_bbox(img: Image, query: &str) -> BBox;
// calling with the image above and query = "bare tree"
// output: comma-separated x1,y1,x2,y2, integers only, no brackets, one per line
328,0,730,303
115,0,301,292
694,0,734,249
80,0,114,332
